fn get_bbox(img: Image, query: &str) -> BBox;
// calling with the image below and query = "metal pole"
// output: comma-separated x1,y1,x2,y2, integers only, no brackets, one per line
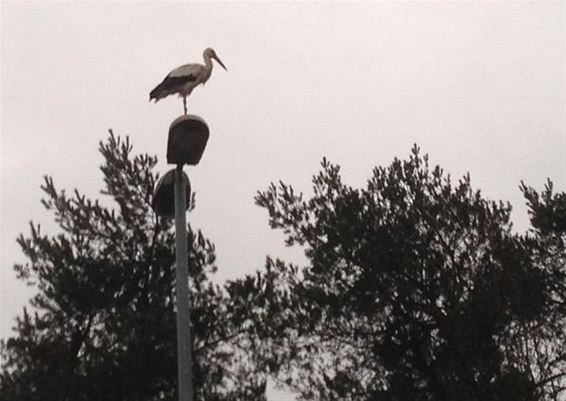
174,164,193,401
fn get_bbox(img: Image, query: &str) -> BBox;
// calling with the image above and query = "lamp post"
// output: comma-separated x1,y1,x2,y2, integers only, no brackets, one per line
174,163,192,401
152,115,210,401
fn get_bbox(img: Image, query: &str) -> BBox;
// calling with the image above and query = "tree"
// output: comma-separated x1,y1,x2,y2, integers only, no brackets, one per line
254,146,565,401
506,181,566,400
0,132,266,401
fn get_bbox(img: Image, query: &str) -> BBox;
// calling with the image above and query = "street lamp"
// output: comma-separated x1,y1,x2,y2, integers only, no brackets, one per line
152,114,210,401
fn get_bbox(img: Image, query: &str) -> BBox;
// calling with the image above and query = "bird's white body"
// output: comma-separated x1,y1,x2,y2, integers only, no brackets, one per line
150,48,227,114
168,63,212,98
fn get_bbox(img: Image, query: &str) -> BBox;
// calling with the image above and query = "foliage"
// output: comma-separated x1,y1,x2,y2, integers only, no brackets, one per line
0,132,266,401
510,181,566,400
3,136,564,401
254,146,565,401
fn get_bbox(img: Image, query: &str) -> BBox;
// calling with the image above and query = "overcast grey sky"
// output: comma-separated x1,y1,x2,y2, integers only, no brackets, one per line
1,1,564,393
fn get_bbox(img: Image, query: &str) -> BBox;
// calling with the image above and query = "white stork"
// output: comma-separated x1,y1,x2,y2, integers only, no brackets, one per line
149,47,227,114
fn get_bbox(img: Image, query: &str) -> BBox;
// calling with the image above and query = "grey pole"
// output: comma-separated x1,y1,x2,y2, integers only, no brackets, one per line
154,115,208,401
174,163,193,401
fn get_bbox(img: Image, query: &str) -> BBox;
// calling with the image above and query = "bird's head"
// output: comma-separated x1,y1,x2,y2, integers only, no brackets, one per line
204,47,227,71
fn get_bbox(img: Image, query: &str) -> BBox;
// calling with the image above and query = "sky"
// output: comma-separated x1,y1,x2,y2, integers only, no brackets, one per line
1,1,564,397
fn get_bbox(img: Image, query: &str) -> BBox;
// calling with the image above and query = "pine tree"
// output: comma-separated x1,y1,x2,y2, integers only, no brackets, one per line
0,132,266,401
253,146,565,401
510,181,566,400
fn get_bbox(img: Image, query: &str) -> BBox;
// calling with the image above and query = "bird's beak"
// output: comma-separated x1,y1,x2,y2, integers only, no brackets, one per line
213,55,227,71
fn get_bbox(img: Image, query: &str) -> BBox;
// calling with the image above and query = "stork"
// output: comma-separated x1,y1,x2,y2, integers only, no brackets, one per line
149,48,227,114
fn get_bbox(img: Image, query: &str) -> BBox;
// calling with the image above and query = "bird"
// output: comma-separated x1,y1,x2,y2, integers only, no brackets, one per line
149,47,227,115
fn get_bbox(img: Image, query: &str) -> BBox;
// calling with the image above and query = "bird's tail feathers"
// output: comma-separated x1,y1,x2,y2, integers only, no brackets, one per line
149,82,168,102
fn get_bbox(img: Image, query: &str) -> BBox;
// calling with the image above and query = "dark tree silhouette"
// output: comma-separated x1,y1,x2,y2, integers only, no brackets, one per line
0,132,266,401
254,146,565,401
3,137,563,401
511,181,566,400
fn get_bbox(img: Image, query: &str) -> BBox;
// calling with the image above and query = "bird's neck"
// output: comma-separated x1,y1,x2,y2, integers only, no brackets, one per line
204,55,213,71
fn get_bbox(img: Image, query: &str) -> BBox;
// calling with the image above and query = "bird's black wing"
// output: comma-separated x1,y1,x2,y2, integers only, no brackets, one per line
149,73,198,100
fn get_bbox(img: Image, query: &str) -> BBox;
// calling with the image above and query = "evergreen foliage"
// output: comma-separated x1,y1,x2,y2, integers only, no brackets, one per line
2,136,564,401
254,146,566,401
0,132,266,401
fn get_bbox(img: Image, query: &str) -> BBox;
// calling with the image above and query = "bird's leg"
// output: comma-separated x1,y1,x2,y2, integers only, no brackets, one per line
183,97,187,115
